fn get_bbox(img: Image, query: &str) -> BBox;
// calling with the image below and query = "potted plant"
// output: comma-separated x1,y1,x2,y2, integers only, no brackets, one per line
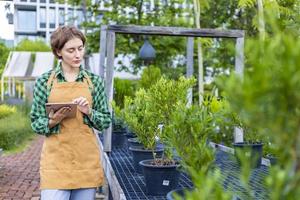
111,114,127,148
217,30,300,198
138,76,196,195
207,93,264,168
114,90,164,174
164,101,216,199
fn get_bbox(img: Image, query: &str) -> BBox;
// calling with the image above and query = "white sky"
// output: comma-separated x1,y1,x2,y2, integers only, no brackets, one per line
0,1,14,40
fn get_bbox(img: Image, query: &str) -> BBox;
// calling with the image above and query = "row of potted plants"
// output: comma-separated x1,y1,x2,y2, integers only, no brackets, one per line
112,75,276,197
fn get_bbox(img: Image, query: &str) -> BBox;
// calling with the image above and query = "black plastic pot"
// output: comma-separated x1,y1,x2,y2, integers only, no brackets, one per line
112,131,126,149
266,154,277,165
166,188,192,200
124,133,137,149
129,147,163,174
233,142,263,168
139,159,180,195
127,137,144,149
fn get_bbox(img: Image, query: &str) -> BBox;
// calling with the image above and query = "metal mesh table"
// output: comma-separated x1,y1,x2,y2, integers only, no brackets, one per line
105,140,269,200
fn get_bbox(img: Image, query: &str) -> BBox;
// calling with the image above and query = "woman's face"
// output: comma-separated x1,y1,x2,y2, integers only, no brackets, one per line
57,37,84,68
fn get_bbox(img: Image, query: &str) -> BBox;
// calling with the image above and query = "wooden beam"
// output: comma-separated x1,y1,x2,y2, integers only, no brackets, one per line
99,26,107,78
103,31,115,152
107,25,244,38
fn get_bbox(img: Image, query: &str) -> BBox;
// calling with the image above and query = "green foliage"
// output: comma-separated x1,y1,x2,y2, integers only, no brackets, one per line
82,0,191,75
0,104,16,119
166,101,233,199
202,97,235,146
121,89,158,150
113,76,196,154
114,78,137,108
112,114,127,132
0,110,33,150
183,170,232,200
0,42,10,78
238,0,256,8
166,104,214,174
138,65,161,89
217,31,300,198
15,39,50,52
266,166,300,199
146,76,196,159
221,34,300,161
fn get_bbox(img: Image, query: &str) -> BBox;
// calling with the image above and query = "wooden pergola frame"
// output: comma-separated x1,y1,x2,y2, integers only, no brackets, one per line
98,25,245,152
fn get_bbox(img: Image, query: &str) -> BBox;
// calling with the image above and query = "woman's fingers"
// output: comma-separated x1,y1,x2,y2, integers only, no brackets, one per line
73,97,89,106
49,109,54,118
56,106,71,115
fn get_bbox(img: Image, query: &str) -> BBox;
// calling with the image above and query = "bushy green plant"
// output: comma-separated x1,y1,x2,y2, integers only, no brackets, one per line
114,78,137,108
15,39,50,52
117,89,159,150
0,42,10,78
182,169,232,200
146,76,196,160
202,96,235,146
166,103,215,174
113,76,196,156
0,104,16,119
138,65,161,89
0,111,33,150
166,101,234,200
112,114,127,132
218,31,300,198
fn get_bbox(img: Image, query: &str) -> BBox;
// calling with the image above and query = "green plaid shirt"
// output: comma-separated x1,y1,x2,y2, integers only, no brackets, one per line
30,65,111,136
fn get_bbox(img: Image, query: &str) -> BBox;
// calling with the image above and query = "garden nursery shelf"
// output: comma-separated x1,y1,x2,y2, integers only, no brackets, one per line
97,132,270,200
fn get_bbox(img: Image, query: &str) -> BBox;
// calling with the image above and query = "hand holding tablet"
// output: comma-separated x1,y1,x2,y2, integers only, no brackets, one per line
46,102,77,118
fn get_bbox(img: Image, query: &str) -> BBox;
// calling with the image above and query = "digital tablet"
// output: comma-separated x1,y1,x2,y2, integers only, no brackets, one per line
45,102,77,118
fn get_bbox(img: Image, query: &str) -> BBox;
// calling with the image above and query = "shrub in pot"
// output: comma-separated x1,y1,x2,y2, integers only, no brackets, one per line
164,102,216,199
138,76,197,195
207,94,264,168
114,90,164,174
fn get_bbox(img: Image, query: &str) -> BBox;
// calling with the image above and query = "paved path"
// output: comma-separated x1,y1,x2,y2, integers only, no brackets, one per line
0,136,43,200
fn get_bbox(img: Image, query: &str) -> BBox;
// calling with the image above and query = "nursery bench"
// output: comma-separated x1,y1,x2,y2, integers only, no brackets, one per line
102,139,269,200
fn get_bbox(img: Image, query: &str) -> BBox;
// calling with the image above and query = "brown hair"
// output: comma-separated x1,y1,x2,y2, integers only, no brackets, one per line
50,26,86,59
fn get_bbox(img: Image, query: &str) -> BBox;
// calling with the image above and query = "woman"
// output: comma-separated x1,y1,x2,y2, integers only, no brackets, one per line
30,26,111,200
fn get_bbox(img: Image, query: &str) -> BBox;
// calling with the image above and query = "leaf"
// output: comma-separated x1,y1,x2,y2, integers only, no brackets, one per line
238,0,256,8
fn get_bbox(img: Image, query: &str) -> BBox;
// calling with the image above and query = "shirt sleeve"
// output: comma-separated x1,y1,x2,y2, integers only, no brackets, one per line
30,73,59,136
88,76,112,131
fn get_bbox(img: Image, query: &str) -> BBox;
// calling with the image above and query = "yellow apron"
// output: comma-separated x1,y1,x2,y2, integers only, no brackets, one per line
40,71,104,189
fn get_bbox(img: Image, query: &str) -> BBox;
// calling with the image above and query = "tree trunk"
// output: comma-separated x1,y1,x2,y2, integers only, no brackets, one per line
257,0,265,41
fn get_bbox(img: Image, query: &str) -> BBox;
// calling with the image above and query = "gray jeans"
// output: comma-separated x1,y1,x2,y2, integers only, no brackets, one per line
41,188,96,200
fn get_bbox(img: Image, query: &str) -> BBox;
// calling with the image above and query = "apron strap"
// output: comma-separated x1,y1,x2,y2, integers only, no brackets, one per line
82,71,94,108
82,71,94,91
47,70,56,92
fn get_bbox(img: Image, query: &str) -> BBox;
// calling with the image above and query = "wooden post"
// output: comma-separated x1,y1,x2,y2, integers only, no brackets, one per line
235,37,244,77
234,36,245,143
186,37,194,106
103,31,115,152
99,26,107,78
